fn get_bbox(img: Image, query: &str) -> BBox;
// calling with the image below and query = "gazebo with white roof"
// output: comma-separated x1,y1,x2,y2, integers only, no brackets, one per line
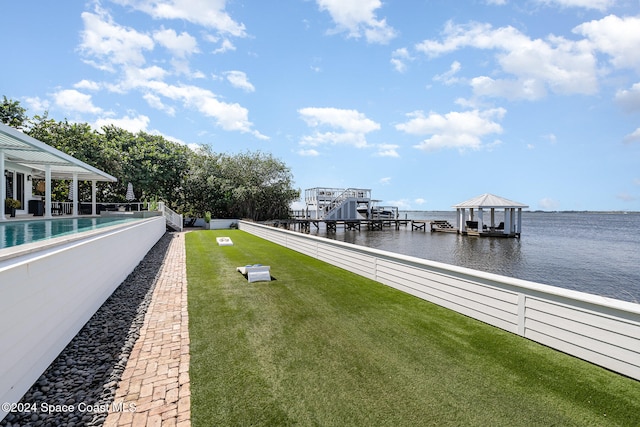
453,193,528,238
0,122,117,221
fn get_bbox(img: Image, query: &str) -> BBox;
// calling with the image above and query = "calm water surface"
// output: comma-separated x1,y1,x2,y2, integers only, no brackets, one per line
308,211,640,303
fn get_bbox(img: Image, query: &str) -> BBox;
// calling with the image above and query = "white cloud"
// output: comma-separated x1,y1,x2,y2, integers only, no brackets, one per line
225,71,255,92
93,114,151,133
53,89,103,115
212,38,236,54
153,28,199,57
433,61,462,85
75,5,265,139
396,108,506,152
137,81,266,138
316,0,397,44
299,107,380,133
414,198,426,205
298,149,320,156
574,15,640,71
542,133,557,143
623,128,640,144
375,143,400,157
615,83,640,112
143,93,176,115
24,96,50,114
416,21,598,99
379,177,392,185
298,107,380,149
471,76,547,100
539,197,560,210
534,0,614,11
111,0,246,37
79,7,154,70
74,80,101,91
391,48,413,73
386,198,412,209
106,66,170,94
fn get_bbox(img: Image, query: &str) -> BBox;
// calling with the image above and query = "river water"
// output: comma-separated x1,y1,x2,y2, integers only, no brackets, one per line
306,211,640,303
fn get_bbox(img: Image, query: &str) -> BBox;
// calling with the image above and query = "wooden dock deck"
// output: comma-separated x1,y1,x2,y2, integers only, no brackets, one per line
269,217,520,238
267,218,434,232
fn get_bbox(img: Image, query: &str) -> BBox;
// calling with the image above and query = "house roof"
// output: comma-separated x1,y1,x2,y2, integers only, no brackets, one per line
0,122,116,182
453,193,528,209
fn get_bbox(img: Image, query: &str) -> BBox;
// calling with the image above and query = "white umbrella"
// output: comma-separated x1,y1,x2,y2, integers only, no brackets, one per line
125,182,135,201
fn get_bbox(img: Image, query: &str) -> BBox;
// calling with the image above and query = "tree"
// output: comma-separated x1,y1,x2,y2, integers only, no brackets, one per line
101,126,191,207
10,108,298,219
217,151,299,221
1,96,27,129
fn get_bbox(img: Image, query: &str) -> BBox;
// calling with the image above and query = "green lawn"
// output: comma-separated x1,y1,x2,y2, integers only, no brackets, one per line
186,230,640,427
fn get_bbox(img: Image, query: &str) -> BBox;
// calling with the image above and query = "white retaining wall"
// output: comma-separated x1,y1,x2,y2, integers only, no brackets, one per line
239,221,640,381
0,217,166,419
210,219,239,229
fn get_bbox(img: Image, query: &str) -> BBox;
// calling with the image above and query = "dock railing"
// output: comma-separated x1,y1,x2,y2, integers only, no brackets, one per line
158,202,183,231
239,220,640,381
304,187,371,220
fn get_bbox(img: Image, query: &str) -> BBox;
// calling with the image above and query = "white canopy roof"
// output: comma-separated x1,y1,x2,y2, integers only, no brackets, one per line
0,122,116,182
453,193,528,209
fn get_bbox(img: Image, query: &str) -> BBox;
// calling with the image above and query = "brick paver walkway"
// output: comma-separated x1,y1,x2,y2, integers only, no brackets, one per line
104,232,190,427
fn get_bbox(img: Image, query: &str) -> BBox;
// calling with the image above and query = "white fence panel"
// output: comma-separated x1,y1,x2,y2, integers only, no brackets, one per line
285,234,318,258
317,245,376,280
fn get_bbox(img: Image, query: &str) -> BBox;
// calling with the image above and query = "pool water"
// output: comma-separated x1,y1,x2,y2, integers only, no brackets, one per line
0,217,142,249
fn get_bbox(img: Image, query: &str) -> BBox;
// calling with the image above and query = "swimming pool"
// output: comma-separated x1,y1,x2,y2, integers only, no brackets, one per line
0,217,143,249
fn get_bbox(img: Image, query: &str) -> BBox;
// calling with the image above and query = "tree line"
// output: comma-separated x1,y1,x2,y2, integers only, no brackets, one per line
1,96,299,221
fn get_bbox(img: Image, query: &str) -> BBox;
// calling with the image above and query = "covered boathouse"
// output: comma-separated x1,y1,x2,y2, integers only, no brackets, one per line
453,193,528,238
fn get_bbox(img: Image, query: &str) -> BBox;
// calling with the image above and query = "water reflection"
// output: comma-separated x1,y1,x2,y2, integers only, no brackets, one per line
306,211,640,303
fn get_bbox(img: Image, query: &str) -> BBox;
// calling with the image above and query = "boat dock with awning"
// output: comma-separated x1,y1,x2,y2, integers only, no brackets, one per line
452,193,528,238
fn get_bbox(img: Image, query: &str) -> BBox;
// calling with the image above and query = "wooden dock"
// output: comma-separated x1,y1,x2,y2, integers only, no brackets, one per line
267,218,434,233
270,216,521,238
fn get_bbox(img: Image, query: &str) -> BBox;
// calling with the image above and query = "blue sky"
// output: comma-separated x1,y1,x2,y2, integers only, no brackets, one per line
2,0,640,211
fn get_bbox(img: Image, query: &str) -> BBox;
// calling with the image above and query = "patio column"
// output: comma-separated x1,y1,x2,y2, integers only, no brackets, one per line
72,173,79,216
0,149,5,221
91,180,97,216
45,165,52,218
477,208,484,232
517,208,523,234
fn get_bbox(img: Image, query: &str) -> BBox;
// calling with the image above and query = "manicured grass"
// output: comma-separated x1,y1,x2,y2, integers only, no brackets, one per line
186,230,640,426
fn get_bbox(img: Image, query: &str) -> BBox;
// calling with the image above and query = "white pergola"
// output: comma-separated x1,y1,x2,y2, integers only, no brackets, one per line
453,193,529,237
0,122,117,221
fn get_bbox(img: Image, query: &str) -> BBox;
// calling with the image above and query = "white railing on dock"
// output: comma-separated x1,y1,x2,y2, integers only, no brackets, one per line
158,201,183,231
239,220,640,381
304,187,372,220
